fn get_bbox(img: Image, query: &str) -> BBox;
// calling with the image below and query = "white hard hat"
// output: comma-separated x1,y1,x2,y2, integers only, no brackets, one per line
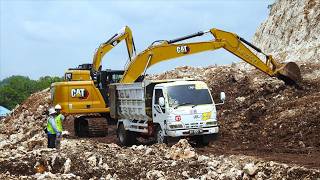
48,108,56,115
54,104,62,110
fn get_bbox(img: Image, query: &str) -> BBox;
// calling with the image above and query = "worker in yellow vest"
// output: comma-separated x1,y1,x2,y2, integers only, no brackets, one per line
46,108,60,148
54,104,65,149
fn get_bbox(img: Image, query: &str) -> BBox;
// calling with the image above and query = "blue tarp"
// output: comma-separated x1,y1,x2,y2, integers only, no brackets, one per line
0,106,10,117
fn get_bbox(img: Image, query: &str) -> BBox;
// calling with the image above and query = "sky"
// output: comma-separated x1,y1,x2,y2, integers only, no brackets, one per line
0,0,274,80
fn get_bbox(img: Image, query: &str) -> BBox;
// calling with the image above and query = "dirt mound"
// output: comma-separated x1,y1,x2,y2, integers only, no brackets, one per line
0,88,51,151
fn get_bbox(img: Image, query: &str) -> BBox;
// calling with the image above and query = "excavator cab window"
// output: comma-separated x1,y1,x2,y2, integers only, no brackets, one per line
96,70,125,107
78,64,92,70
110,74,123,83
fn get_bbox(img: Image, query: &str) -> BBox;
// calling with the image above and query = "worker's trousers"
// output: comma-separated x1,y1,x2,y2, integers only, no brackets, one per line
56,136,62,149
47,134,56,148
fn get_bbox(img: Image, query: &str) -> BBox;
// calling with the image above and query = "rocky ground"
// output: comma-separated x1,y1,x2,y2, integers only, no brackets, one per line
1,137,320,180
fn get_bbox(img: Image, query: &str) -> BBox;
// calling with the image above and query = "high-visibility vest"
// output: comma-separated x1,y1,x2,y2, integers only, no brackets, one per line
55,114,63,132
47,117,56,134
47,114,63,134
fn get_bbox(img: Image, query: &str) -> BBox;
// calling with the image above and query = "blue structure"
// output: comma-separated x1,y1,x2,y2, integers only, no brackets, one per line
0,106,10,118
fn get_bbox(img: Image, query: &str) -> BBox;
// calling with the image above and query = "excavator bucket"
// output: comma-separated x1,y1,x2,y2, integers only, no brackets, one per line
276,62,301,85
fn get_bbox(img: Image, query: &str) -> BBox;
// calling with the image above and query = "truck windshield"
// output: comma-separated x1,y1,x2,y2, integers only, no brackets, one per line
167,84,213,107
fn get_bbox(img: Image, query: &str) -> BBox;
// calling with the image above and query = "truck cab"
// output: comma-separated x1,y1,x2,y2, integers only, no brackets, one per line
112,79,225,146
152,81,223,145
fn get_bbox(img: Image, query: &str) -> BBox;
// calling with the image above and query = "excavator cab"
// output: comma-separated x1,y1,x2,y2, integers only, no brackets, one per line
96,69,125,106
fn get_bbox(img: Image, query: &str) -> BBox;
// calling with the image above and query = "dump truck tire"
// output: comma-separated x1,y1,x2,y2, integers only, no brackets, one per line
117,123,137,146
155,126,167,144
195,134,218,146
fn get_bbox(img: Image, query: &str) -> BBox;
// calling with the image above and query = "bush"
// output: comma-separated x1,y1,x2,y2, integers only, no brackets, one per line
0,75,63,110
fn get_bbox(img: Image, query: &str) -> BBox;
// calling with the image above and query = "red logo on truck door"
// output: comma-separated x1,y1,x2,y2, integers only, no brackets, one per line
71,89,89,99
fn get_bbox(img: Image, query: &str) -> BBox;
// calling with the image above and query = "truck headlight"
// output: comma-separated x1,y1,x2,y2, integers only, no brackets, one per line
206,121,218,126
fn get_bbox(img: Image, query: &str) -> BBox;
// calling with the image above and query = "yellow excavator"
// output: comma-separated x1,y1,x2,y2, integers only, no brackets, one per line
52,26,136,136
51,26,301,137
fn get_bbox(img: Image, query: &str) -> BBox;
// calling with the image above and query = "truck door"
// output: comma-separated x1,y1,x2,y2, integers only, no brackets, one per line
152,88,167,127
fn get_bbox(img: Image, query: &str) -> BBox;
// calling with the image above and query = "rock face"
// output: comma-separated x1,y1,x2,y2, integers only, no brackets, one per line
253,0,320,63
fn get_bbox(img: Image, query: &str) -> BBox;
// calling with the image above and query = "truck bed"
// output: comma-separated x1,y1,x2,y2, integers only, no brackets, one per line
109,82,153,121
109,79,195,121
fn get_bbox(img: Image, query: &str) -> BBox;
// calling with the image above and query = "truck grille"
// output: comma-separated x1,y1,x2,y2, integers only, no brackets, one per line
184,121,217,129
184,122,204,129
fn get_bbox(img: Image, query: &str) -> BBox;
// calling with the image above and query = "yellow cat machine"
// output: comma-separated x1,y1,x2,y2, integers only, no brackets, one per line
51,26,136,137
51,26,301,137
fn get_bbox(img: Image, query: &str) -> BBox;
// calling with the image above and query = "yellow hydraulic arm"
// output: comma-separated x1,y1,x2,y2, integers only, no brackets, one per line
121,28,301,84
92,26,136,72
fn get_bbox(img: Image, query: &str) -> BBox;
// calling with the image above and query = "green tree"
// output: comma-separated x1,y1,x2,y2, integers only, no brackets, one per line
0,75,63,110
0,86,22,109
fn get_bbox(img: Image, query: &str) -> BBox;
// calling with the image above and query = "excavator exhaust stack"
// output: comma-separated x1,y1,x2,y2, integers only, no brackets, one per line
276,62,302,85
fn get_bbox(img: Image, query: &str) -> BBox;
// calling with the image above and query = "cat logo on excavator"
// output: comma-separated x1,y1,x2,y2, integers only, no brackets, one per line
176,45,190,54
71,89,89,99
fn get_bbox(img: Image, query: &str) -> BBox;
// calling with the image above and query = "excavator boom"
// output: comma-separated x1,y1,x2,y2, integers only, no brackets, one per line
121,28,301,84
92,26,136,72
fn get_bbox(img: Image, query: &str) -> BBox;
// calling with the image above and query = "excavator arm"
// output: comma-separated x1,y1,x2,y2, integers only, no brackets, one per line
120,28,301,84
92,26,136,72
64,26,136,81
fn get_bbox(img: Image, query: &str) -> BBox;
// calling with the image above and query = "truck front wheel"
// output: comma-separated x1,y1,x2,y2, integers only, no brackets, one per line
195,134,218,146
117,123,137,146
155,126,167,144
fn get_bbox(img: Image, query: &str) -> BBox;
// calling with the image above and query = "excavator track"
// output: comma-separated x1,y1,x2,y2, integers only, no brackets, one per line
74,116,108,137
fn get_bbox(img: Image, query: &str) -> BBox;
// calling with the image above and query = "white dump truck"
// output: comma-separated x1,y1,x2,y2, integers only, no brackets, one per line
109,79,225,146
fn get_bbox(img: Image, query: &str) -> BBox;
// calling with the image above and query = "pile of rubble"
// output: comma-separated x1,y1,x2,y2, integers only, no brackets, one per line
1,135,319,179
0,88,50,152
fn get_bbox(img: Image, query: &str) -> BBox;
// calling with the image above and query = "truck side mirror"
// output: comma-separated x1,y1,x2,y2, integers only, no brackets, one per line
159,97,165,107
220,92,226,102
